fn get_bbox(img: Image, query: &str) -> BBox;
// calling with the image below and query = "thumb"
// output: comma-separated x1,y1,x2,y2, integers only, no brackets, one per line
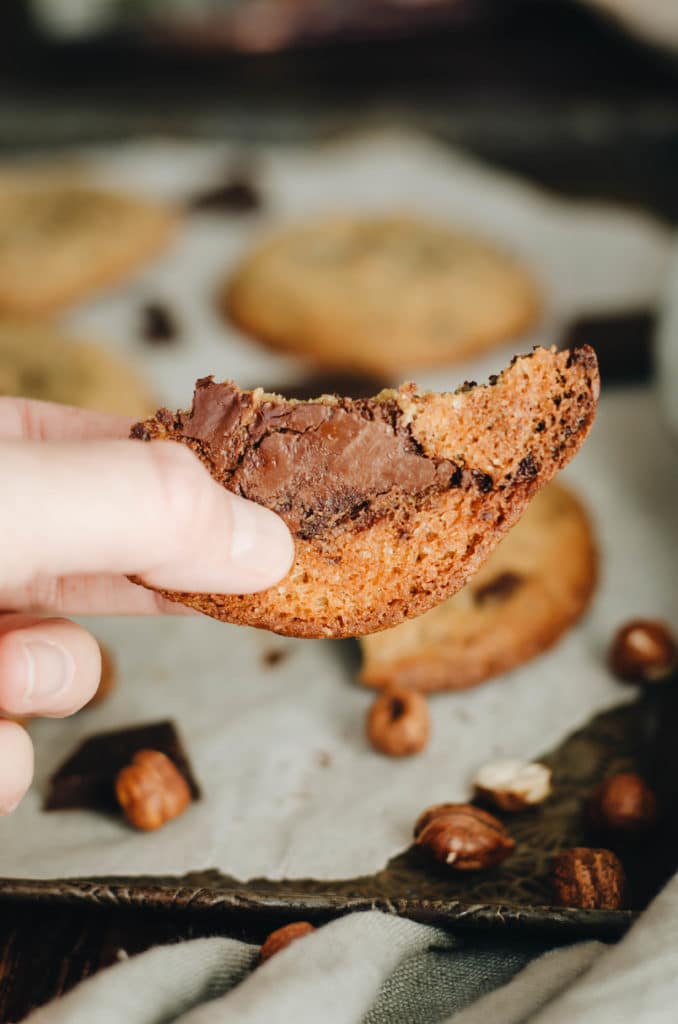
0,439,293,594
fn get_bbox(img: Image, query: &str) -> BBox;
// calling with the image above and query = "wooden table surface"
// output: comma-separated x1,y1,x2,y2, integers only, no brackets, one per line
1,2,676,1019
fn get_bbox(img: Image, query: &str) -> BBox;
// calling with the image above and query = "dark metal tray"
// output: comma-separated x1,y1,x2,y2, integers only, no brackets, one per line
2,689,675,942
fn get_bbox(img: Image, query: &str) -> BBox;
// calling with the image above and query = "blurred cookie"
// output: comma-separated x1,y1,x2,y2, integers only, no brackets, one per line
360,482,596,691
0,322,154,417
130,346,598,639
223,214,539,375
0,182,177,316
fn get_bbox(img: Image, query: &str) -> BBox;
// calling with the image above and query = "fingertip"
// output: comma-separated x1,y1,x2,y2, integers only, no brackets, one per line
0,721,33,814
143,444,295,595
0,617,101,718
227,493,295,592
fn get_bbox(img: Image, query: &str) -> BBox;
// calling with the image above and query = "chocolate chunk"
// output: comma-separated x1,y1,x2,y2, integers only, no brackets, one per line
44,721,200,813
517,453,540,480
140,302,179,344
189,177,262,214
560,311,654,384
471,470,493,493
261,372,388,402
474,571,523,606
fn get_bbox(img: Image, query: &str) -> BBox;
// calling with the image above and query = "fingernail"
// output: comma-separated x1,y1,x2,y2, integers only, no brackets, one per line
21,639,75,709
226,494,295,593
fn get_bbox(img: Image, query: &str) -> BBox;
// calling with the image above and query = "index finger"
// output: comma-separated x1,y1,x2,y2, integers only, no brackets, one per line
0,397,134,442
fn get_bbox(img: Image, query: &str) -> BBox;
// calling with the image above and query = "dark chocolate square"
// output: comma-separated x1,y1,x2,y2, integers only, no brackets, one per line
560,310,654,385
44,720,200,813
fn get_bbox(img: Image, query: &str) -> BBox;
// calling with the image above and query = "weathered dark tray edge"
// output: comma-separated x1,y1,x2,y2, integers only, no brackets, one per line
0,877,633,940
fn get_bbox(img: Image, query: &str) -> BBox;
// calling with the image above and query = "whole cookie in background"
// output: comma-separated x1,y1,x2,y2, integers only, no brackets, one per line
0,322,155,417
0,182,178,316
222,214,540,376
361,482,597,691
129,345,598,639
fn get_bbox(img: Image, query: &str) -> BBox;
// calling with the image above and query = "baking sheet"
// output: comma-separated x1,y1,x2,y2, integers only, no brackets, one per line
0,134,675,884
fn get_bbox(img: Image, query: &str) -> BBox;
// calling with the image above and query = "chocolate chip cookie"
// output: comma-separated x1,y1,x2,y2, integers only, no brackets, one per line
0,182,178,315
129,345,598,639
360,481,597,690
0,322,154,417
223,214,540,375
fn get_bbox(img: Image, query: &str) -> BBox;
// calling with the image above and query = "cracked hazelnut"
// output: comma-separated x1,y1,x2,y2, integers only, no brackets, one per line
588,773,658,836
366,686,430,757
87,644,116,708
415,803,515,870
259,922,316,963
472,758,552,811
551,847,627,910
609,620,677,683
115,749,191,831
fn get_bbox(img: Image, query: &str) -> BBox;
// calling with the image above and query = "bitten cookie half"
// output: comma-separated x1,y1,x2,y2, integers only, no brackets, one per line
130,345,599,639
223,214,540,376
360,482,597,691
0,182,178,316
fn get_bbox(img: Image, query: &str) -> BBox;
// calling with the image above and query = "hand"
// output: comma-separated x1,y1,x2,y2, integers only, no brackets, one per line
0,397,294,814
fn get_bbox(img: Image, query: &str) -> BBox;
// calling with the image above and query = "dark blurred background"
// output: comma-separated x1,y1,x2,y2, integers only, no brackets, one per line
4,0,678,220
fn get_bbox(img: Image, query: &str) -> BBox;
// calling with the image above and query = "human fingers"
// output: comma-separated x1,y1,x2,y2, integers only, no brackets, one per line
0,721,33,815
0,438,293,594
0,614,101,718
0,573,197,616
0,396,132,442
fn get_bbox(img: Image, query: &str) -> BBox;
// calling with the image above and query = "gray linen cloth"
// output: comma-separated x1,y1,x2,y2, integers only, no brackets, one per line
25,875,678,1024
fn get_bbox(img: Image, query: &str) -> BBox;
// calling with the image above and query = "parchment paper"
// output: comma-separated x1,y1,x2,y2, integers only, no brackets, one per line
0,134,674,882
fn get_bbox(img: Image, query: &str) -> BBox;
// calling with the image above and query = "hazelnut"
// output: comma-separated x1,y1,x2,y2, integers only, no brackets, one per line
415,803,515,870
366,686,430,757
472,758,552,811
609,619,677,683
87,644,116,708
115,749,191,831
259,922,316,963
413,802,461,839
551,848,626,910
588,772,658,836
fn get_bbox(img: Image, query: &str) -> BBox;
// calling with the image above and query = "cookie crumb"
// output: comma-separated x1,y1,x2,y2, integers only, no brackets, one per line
262,648,287,668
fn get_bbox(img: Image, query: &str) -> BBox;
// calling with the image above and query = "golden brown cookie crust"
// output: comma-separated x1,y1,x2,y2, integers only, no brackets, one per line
223,214,540,375
129,346,599,639
360,482,597,691
0,183,178,316
0,321,155,417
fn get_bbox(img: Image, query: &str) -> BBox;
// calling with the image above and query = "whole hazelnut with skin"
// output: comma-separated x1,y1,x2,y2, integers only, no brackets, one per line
588,773,658,836
472,758,552,812
415,803,515,870
259,922,316,963
551,847,627,910
366,686,430,757
609,620,677,683
115,749,191,831
413,802,462,839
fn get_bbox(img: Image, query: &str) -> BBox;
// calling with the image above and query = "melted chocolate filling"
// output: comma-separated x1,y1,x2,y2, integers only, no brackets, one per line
174,378,463,539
